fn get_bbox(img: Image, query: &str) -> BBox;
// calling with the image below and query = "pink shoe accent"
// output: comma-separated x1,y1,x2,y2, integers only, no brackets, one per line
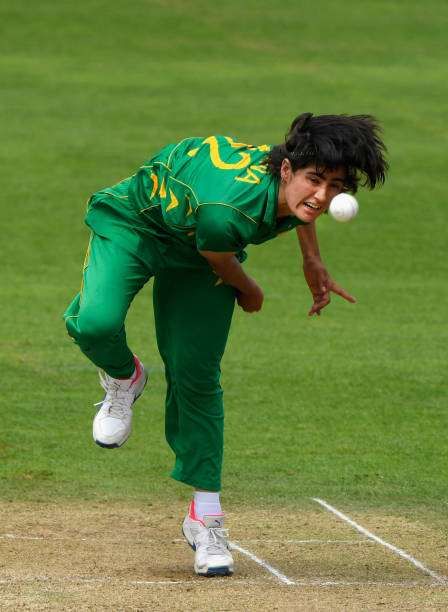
130,356,142,385
188,500,224,525
189,500,201,522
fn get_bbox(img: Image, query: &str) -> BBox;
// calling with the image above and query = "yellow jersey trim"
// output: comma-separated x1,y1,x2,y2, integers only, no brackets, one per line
166,137,204,168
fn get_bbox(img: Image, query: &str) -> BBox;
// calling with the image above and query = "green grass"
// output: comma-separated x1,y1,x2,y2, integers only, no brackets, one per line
1,0,447,512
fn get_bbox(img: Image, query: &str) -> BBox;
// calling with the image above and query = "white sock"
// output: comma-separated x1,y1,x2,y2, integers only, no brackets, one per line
193,491,222,519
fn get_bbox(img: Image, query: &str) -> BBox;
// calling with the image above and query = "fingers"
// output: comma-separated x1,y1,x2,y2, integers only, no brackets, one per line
330,282,356,303
237,291,263,313
308,284,357,316
308,294,330,316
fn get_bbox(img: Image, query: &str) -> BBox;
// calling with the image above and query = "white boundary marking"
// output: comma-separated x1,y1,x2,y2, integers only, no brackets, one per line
313,498,448,585
229,540,295,585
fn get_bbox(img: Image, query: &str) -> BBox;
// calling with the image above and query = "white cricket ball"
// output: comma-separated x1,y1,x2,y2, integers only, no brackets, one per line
329,193,359,222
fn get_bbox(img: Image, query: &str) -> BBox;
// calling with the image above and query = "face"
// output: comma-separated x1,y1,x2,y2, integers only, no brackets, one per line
279,161,346,222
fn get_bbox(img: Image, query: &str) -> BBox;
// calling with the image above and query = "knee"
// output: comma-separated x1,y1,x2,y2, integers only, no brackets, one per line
66,310,122,347
172,355,221,395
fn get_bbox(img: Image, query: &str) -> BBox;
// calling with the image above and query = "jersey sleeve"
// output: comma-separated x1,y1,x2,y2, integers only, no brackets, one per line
195,203,255,252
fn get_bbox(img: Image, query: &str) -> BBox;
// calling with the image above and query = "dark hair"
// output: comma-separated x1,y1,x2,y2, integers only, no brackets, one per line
266,113,388,193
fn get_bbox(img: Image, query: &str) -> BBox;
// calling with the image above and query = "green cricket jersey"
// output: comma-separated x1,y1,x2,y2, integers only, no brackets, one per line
86,135,305,265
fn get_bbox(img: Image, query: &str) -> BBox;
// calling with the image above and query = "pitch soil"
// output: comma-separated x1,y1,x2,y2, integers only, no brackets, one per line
1,502,447,610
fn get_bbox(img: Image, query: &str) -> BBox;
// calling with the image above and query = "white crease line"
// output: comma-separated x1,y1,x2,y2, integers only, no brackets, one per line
0,576,187,586
228,539,367,545
229,540,295,586
0,575,443,588
129,580,187,585
129,579,253,586
0,534,167,543
0,534,366,546
0,575,260,586
1,533,50,541
313,498,448,585
0,534,141,542
295,579,430,587
1,534,367,546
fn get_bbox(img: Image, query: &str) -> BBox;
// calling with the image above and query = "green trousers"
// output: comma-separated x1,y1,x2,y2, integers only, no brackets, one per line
64,233,236,491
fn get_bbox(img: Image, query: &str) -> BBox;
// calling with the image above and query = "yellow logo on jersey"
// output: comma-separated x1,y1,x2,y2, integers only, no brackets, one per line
203,136,251,170
150,173,158,198
235,164,267,185
166,189,179,211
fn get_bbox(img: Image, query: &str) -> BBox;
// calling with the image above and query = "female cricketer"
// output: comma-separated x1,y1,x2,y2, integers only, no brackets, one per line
64,113,387,576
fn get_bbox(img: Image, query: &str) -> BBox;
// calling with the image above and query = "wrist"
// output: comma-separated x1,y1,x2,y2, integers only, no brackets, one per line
241,277,259,294
211,256,256,294
303,253,322,264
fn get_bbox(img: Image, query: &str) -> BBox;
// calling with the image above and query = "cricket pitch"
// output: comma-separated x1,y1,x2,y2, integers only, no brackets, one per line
1,501,447,610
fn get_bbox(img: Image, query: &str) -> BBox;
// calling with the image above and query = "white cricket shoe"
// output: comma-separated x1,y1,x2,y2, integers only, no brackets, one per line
182,502,234,577
93,356,147,448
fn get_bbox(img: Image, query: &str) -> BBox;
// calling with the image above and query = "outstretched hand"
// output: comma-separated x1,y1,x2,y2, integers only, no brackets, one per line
303,256,356,316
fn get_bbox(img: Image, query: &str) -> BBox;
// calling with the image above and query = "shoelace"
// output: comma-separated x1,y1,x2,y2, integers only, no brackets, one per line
201,527,230,555
94,372,134,419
